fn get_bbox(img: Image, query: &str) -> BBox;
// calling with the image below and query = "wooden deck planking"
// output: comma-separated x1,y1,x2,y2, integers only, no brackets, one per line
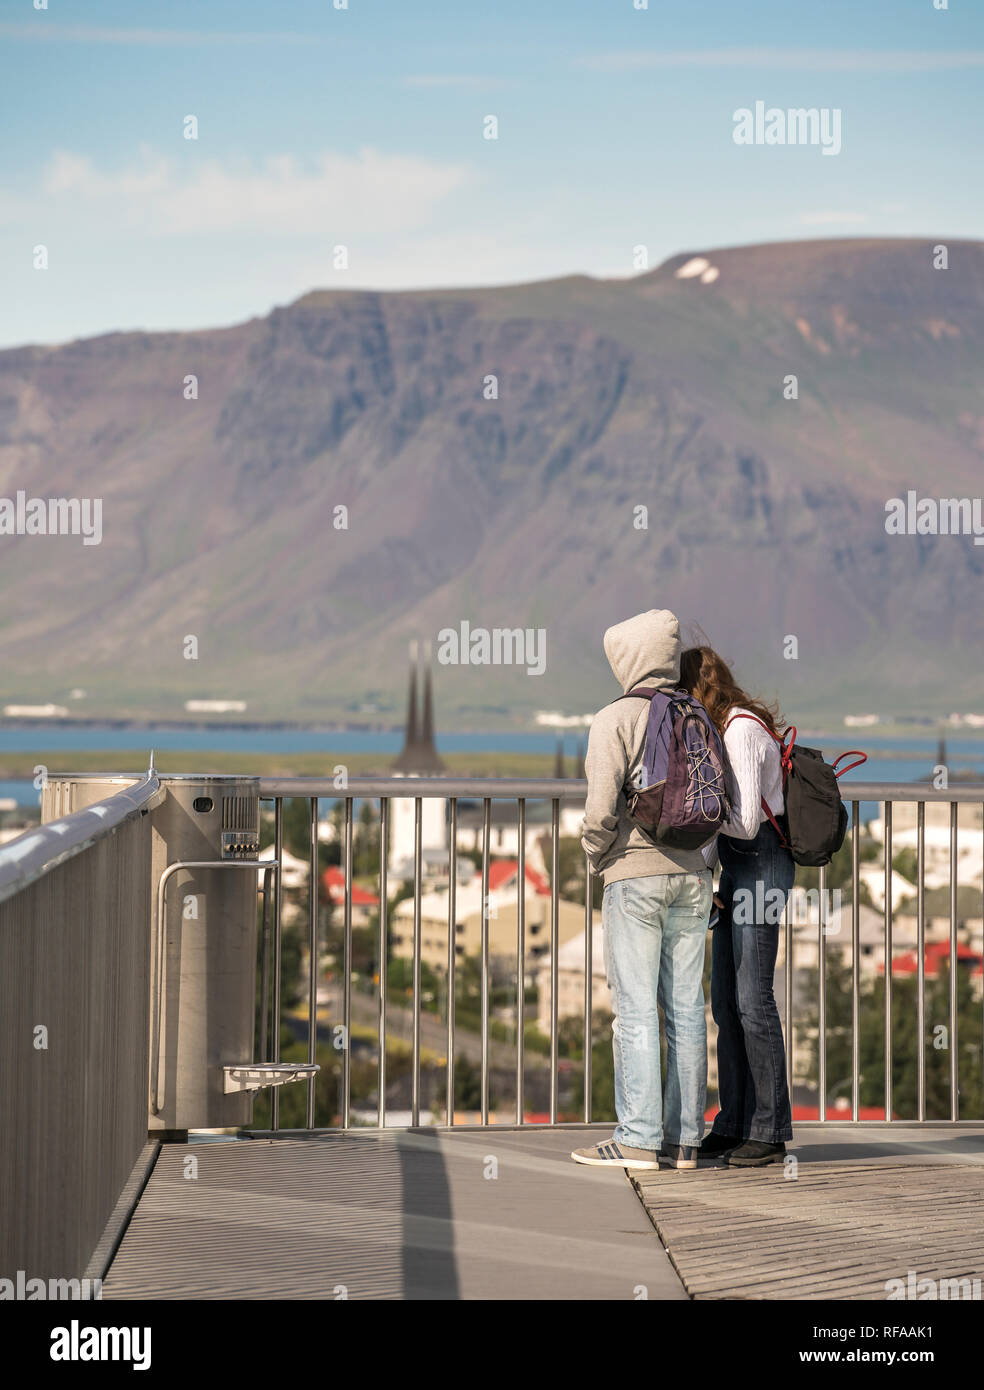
632,1160,984,1300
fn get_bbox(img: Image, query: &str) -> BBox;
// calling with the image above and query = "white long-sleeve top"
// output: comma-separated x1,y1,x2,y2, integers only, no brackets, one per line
718,708,785,842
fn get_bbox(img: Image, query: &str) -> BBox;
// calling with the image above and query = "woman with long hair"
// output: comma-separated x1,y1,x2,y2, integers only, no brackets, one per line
679,645,795,1166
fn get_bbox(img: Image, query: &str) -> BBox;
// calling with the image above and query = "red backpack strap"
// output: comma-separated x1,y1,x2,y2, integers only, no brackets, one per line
759,796,788,844
728,713,796,775
832,750,868,778
727,712,794,847
727,710,782,743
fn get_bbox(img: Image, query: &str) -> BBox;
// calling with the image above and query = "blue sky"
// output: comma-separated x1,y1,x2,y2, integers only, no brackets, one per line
2,0,982,347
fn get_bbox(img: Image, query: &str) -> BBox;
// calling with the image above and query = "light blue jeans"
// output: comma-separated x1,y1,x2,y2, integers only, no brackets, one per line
602,872,712,1151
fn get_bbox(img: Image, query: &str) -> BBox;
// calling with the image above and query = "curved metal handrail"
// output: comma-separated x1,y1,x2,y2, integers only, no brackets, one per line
0,771,163,906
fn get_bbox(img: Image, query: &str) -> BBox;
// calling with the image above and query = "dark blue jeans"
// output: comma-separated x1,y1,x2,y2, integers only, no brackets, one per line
710,821,795,1144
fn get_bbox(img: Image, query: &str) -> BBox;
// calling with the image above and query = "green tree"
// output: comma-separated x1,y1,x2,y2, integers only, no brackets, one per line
436,1054,482,1112
795,833,877,897
802,957,983,1119
355,800,379,878
567,1010,616,1122
249,1026,417,1129
387,955,443,1011
892,847,919,886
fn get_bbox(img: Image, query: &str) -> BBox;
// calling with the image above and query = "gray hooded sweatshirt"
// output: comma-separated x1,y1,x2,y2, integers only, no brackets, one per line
580,609,709,885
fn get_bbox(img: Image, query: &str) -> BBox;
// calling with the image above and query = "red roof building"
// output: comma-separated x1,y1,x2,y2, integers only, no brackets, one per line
487,859,551,896
881,941,983,977
322,866,379,908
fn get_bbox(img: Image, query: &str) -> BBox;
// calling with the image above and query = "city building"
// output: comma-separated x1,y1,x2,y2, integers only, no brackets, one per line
391,858,586,975
322,866,379,926
533,926,610,1035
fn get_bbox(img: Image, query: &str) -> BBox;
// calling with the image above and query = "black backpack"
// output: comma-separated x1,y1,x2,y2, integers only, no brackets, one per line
729,715,867,867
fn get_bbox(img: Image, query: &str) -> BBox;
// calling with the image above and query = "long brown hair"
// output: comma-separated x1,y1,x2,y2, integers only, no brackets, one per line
679,645,785,737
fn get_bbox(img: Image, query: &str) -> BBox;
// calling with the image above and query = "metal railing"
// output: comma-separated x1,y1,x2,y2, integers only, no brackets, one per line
0,773,163,1281
256,778,984,1133
1,769,981,1282
2,768,981,1276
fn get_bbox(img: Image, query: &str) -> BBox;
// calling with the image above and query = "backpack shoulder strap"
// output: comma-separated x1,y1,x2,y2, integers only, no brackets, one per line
727,710,781,741
727,712,794,848
728,713,796,769
759,799,788,844
614,685,687,701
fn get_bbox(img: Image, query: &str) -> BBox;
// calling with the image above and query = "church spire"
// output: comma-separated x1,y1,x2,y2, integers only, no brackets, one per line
391,638,445,774
420,642,434,745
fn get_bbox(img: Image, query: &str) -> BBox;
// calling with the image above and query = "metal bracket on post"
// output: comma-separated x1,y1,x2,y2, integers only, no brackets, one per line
152,858,279,1116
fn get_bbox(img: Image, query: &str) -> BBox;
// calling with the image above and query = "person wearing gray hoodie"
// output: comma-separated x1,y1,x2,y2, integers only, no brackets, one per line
572,609,713,1171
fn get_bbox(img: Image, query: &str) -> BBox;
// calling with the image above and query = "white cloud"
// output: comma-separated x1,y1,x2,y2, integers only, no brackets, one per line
577,48,984,73
12,145,473,238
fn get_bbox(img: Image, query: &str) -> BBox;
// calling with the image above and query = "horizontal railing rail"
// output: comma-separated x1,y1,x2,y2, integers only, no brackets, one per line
253,776,984,1136
258,776,984,803
0,771,163,905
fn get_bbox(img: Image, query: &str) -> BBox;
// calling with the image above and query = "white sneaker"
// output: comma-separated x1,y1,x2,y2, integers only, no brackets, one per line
570,1140,661,1170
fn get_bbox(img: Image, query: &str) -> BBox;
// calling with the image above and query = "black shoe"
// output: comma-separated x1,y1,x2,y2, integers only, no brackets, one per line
699,1131,740,1156
726,1140,786,1167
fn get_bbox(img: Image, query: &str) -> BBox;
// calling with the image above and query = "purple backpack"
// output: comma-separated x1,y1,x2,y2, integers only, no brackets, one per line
617,687,731,850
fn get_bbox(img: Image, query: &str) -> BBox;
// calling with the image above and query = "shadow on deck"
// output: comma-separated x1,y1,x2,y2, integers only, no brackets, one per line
101,1126,984,1301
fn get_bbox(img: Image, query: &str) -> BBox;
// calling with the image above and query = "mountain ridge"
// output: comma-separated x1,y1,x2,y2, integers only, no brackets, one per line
0,237,981,727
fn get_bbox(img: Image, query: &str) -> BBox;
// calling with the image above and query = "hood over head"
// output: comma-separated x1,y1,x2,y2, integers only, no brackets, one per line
603,609,681,694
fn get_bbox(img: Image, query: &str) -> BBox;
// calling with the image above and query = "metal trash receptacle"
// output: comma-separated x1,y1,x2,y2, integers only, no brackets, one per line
147,774,265,1131
43,771,315,1133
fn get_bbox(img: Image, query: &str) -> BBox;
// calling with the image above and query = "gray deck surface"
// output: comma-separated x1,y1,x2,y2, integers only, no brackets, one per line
102,1126,683,1300
632,1126,984,1300
103,1125,984,1301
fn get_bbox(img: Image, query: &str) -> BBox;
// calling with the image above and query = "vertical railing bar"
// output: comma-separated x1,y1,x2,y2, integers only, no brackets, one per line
447,798,457,1127
917,801,926,1122
271,797,284,1133
818,862,827,1122
515,799,526,1126
784,894,793,1099
480,798,491,1126
884,801,893,1123
583,854,593,1125
550,799,560,1126
258,823,272,1065
378,797,388,1130
851,801,860,1122
342,796,353,1130
949,800,958,1122
306,796,320,1129
412,796,422,1127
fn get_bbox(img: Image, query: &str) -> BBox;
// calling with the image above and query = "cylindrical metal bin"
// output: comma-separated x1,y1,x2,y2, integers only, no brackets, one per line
44,772,264,1132
147,775,262,1131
